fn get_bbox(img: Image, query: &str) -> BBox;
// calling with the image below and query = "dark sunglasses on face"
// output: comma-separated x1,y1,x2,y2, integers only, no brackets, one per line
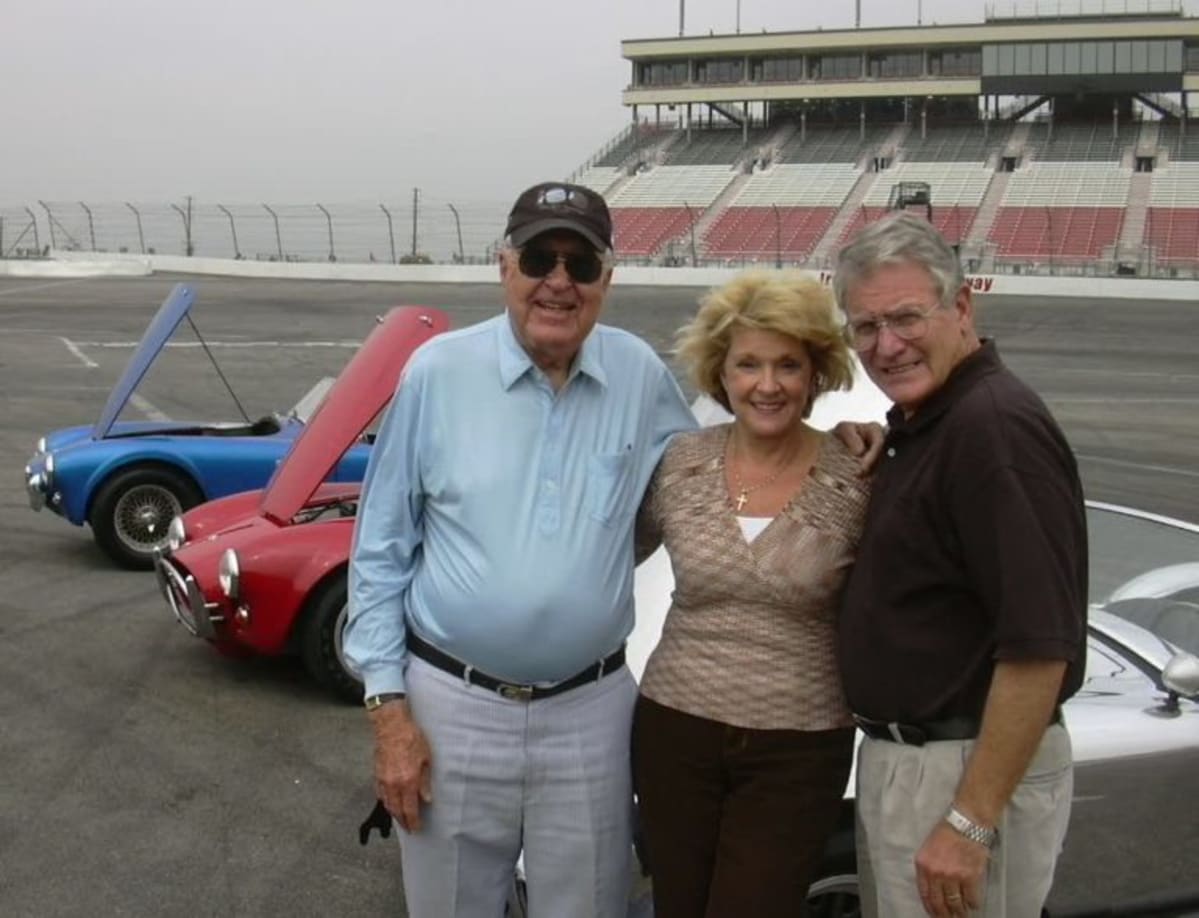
518,246,604,284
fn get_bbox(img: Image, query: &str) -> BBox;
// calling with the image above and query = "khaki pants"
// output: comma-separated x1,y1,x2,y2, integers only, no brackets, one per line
855,724,1073,918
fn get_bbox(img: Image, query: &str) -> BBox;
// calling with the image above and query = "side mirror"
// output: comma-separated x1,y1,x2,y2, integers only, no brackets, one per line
1162,651,1199,700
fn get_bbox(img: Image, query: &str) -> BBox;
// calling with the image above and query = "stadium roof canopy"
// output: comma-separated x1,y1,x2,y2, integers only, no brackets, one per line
620,0,1199,110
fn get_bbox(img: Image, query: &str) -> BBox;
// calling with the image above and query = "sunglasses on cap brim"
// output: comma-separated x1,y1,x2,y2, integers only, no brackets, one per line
517,247,605,285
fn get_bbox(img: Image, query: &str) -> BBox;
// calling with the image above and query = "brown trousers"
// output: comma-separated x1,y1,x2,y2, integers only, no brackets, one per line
632,695,853,918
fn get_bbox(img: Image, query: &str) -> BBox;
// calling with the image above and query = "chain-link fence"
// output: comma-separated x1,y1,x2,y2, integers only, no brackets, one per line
2,196,512,265
5,198,1199,279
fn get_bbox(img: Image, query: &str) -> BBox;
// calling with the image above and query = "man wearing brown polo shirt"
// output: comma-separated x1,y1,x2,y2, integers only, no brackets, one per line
835,213,1087,918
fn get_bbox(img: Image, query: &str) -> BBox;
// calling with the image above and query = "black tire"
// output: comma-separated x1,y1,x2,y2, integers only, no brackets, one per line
299,571,362,702
806,872,860,918
90,464,203,569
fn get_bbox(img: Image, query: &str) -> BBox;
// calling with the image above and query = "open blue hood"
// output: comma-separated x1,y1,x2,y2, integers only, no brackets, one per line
91,284,197,440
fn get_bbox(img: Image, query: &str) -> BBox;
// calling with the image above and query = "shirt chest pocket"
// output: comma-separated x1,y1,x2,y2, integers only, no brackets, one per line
586,450,636,527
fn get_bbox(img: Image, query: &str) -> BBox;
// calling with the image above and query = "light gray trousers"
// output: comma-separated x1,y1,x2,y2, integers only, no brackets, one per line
855,724,1074,918
398,655,638,918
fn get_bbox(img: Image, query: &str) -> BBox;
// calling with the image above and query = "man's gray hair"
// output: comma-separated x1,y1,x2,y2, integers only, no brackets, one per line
833,212,964,311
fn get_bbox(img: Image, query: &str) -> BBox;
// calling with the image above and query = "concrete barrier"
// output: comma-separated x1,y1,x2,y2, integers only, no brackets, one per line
0,255,151,278
12,250,1199,301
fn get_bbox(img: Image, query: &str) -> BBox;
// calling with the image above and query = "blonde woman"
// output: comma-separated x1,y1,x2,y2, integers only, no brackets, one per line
633,271,871,918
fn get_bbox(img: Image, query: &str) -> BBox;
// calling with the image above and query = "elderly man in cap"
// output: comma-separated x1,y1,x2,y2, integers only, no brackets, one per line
345,181,696,917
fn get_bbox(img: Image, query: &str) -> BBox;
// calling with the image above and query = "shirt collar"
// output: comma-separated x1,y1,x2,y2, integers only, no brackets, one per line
497,311,608,391
886,338,1001,436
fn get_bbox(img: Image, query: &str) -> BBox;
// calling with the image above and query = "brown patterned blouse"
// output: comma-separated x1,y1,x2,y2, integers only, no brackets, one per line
636,423,871,731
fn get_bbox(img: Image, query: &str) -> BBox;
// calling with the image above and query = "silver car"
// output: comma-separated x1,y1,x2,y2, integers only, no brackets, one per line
624,500,1199,917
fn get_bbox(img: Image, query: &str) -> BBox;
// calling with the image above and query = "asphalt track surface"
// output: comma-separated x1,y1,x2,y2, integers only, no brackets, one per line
1,275,1196,916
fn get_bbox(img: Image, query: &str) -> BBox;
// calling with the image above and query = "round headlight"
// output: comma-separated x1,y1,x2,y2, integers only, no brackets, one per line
218,549,241,600
167,515,187,551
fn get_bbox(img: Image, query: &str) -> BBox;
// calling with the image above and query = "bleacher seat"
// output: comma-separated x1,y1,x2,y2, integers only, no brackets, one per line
1159,124,1199,162
901,123,1011,163
700,163,860,259
608,165,736,257
777,125,891,163
1145,162,1199,263
837,206,978,248
594,126,670,168
667,128,773,166
983,161,1129,260
572,167,622,195
703,207,838,260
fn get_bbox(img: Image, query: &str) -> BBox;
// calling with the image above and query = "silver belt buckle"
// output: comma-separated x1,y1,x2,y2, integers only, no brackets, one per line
497,683,534,702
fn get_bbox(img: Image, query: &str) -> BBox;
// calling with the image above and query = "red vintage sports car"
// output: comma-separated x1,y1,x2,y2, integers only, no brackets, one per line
155,305,450,699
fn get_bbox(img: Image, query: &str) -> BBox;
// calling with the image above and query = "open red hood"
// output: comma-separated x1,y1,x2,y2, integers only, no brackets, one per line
258,306,450,525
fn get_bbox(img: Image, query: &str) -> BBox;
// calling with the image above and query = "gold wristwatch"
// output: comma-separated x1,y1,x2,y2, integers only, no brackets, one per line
364,692,406,712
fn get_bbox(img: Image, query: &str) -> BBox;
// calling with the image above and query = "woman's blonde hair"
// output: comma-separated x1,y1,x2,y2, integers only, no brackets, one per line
675,270,853,414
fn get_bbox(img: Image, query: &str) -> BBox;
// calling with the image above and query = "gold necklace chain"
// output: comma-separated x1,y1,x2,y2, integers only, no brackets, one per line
728,432,803,512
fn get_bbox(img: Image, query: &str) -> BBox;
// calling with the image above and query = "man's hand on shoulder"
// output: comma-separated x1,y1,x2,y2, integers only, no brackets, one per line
832,420,886,474
915,819,990,917
370,699,433,833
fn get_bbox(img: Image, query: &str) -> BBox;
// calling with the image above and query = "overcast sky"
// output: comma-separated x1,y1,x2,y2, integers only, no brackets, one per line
1,0,1190,208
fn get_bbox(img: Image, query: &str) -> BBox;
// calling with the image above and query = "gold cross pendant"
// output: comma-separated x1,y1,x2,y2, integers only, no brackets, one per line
735,490,748,511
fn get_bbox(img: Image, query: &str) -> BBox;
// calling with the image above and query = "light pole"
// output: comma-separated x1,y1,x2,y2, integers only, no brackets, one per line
316,203,336,262
447,203,465,262
262,204,283,261
170,200,194,256
38,200,56,250
217,204,240,259
78,202,96,251
126,203,146,254
380,204,397,264
24,206,41,253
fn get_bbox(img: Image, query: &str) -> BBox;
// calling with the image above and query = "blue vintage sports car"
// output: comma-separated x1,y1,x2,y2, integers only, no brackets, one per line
24,284,372,569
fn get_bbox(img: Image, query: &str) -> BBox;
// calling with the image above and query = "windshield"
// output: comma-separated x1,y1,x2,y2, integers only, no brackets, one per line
289,377,336,424
1087,503,1199,657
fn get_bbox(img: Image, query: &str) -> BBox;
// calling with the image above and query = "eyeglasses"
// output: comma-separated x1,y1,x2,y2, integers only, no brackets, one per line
844,303,942,351
518,246,605,285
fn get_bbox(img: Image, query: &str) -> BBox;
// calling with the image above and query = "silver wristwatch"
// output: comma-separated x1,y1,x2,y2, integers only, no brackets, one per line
364,692,406,712
945,806,999,849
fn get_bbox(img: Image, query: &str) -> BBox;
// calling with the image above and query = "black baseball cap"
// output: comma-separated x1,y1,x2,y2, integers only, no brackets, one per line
505,182,613,252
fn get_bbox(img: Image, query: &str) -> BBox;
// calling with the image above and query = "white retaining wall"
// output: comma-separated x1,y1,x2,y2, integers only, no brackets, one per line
2,249,1198,301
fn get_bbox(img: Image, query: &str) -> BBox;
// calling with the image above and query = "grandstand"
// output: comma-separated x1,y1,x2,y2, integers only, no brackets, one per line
561,0,1199,275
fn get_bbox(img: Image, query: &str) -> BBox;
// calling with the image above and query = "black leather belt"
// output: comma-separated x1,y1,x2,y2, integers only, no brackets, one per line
407,631,625,702
854,707,1062,746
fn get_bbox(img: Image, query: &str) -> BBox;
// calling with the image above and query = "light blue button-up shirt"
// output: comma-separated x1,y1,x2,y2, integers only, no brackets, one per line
345,312,696,697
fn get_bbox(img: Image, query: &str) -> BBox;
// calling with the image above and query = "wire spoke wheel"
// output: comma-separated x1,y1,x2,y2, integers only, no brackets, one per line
113,483,184,553
91,465,202,569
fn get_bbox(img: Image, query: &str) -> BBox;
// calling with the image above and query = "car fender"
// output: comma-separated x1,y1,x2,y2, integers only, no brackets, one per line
231,518,355,654
78,450,207,524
